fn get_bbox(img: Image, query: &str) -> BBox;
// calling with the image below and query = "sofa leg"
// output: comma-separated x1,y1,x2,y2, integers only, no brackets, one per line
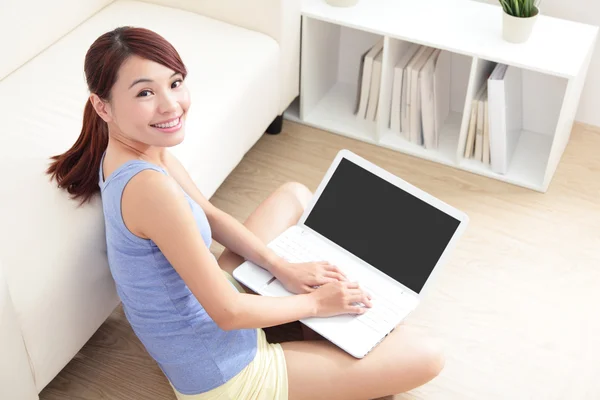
265,114,283,135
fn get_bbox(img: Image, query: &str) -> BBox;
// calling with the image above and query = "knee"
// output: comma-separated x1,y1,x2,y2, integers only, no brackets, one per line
418,338,446,379
279,181,313,211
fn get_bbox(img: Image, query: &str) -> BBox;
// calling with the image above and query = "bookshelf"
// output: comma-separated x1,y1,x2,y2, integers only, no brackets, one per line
284,0,599,192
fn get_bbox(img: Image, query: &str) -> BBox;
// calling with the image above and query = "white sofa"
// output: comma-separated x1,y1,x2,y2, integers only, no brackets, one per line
0,0,300,398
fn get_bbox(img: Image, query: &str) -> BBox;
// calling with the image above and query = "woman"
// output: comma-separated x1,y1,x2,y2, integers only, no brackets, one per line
47,26,445,400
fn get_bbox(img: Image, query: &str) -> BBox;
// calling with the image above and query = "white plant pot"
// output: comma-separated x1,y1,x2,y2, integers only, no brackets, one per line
325,0,359,7
502,7,539,43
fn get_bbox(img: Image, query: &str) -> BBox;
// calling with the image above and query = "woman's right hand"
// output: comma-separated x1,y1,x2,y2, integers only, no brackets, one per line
310,281,373,318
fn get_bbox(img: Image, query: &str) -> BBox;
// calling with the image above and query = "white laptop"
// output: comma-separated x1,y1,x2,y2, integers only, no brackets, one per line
233,149,469,358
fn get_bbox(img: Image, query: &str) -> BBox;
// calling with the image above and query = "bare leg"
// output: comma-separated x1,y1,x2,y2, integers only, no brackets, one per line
217,183,445,397
216,181,311,278
216,182,321,340
282,324,445,400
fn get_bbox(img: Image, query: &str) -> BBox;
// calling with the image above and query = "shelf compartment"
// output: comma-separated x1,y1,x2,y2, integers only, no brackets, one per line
284,93,376,145
303,82,378,144
378,37,474,159
378,111,463,166
300,17,383,143
459,130,553,191
458,57,568,188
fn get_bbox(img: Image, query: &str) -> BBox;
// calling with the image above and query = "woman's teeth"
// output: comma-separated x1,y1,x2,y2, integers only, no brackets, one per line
152,118,179,128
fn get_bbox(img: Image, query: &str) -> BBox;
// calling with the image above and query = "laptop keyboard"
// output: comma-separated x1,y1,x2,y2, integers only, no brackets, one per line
269,229,415,334
353,284,410,333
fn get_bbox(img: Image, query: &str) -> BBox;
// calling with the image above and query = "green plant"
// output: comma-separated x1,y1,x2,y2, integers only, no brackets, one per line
499,0,540,17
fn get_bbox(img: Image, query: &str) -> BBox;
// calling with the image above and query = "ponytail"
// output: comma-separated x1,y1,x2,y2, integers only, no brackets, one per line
47,99,109,205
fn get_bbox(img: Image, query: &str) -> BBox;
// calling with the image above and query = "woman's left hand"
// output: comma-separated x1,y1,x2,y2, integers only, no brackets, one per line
274,260,348,294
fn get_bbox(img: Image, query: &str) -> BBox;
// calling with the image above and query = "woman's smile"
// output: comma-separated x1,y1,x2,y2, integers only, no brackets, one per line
150,114,183,133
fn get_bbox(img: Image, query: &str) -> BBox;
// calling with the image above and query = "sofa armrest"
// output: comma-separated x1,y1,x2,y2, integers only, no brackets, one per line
0,263,38,399
141,0,301,115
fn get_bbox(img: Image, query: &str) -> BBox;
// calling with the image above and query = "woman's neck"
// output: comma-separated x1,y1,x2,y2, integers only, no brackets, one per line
106,135,167,167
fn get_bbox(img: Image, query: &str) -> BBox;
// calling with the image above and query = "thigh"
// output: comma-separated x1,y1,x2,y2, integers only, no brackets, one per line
281,323,445,400
217,182,313,284
217,182,324,342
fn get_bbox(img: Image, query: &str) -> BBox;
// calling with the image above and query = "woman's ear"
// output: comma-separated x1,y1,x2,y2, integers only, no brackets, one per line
89,94,113,123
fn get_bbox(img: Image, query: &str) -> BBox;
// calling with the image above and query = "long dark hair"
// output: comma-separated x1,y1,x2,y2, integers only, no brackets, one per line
47,26,187,205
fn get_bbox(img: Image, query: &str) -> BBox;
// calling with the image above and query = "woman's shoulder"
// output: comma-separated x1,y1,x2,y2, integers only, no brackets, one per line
120,166,192,239
124,166,178,198
101,151,165,183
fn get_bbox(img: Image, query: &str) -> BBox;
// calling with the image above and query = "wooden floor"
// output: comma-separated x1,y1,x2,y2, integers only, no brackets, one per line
40,120,600,400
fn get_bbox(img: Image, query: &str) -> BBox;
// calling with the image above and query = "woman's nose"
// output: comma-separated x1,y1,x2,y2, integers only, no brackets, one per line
158,93,178,114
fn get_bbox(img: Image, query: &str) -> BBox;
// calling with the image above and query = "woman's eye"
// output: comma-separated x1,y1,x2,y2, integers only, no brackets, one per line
172,79,183,89
137,90,152,97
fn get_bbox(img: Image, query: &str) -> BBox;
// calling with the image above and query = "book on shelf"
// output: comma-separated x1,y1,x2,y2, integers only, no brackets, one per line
483,92,490,165
420,49,440,149
366,50,383,121
463,81,488,162
387,45,452,149
402,46,429,141
464,97,478,159
488,63,523,175
355,39,384,120
407,46,435,145
420,48,451,149
462,62,526,171
390,44,420,133
474,87,487,162
390,64,403,132
401,47,422,137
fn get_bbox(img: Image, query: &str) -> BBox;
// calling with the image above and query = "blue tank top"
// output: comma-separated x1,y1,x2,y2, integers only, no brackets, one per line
98,154,257,395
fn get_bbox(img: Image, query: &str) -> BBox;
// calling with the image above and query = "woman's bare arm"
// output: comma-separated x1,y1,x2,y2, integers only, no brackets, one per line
121,169,319,330
162,151,287,276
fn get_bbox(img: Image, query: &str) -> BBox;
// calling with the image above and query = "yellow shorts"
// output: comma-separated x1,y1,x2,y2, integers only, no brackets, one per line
169,271,289,400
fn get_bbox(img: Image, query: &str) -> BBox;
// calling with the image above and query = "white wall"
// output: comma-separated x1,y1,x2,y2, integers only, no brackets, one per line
474,0,600,128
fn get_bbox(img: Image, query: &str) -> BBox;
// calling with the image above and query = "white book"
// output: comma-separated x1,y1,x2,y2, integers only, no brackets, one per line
390,44,420,132
366,49,384,121
390,66,403,132
420,48,451,150
419,49,440,149
355,39,384,119
408,46,435,145
433,50,452,148
488,63,523,174
483,93,490,165
474,87,487,162
464,103,478,158
355,47,370,115
402,45,427,139
464,82,487,158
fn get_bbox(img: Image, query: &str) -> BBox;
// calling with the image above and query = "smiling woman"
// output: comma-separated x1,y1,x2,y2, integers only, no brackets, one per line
47,26,189,205
45,26,443,400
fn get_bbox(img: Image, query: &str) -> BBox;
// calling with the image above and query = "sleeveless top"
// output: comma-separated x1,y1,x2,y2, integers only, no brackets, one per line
98,154,257,395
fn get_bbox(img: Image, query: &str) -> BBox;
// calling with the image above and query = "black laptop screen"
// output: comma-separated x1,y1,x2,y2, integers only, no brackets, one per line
304,157,461,294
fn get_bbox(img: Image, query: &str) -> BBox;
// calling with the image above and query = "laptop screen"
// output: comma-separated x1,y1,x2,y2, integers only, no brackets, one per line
304,157,461,294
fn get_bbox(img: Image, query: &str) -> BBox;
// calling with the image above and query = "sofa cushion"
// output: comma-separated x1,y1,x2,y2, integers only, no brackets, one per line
0,0,279,391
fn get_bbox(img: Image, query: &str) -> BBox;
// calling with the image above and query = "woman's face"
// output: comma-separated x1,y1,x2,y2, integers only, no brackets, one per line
96,55,190,148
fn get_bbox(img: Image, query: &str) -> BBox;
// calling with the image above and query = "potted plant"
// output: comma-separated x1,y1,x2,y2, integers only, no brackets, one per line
499,0,541,43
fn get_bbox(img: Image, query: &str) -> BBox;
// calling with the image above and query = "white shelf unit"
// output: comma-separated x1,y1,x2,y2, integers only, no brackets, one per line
285,0,599,192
